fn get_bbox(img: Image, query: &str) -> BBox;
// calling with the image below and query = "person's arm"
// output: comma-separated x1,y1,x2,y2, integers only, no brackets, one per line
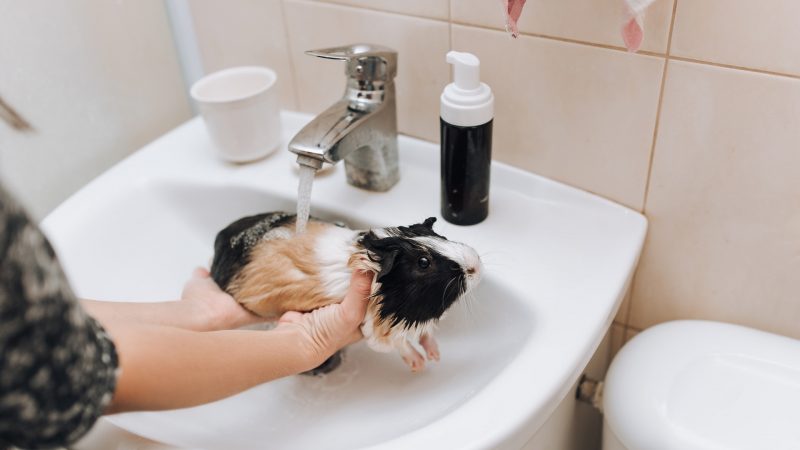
101,270,372,414
81,268,263,332
0,184,118,449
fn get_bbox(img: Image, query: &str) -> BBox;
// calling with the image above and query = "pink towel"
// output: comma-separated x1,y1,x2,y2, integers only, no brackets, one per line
622,0,656,52
500,0,656,52
501,0,526,38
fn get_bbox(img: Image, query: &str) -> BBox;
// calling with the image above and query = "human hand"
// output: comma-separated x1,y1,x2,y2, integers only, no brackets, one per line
180,267,265,331
277,270,373,367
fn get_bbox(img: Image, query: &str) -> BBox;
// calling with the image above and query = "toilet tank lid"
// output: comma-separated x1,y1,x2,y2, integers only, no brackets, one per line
603,320,800,450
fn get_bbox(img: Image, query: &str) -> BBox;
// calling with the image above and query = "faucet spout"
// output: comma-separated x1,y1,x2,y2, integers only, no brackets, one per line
289,99,376,164
288,44,400,192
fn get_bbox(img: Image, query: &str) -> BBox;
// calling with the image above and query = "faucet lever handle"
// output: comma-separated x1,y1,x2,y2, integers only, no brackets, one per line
305,44,397,82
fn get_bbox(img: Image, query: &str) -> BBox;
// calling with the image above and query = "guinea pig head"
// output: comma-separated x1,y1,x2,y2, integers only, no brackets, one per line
357,217,482,329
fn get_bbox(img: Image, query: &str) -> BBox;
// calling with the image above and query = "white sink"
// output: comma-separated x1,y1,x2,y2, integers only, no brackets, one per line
43,111,646,449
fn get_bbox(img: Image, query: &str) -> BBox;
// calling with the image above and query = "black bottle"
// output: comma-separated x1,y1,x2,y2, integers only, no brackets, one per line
441,119,492,225
440,51,494,226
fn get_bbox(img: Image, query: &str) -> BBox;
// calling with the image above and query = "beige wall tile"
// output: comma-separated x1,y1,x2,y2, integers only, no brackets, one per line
623,326,639,343
451,0,674,54
0,0,191,219
671,0,800,76
614,287,633,325
450,0,507,32
609,323,626,360
283,0,450,143
584,327,612,379
452,25,663,210
190,0,297,109
312,0,449,20
630,61,800,338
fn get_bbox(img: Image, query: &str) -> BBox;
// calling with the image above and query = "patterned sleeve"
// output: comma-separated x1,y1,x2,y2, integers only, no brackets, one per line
0,185,119,449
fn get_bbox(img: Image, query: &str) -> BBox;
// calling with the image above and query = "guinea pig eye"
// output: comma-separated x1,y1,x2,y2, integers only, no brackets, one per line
418,257,431,269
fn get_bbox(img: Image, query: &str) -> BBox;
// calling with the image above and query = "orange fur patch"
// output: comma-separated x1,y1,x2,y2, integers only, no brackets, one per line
227,222,393,349
227,221,341,319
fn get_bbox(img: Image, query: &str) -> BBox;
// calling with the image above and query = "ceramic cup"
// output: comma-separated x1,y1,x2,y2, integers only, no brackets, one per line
190,66,280,163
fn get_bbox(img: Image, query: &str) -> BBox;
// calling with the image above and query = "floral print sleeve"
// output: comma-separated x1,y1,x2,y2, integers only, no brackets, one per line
0,184,118,449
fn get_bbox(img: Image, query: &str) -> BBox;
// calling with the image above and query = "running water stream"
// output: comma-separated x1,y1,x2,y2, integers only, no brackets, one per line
295,164,317,234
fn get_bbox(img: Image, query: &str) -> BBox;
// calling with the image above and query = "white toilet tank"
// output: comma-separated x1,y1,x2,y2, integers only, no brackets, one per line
602,320,800,450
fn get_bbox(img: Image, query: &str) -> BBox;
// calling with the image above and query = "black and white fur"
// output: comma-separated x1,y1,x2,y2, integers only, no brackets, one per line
210,213,482,372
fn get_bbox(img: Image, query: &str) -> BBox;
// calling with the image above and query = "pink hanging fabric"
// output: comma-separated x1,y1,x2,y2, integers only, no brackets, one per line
499,0,656,53
501,0,527,38
622,0,656,52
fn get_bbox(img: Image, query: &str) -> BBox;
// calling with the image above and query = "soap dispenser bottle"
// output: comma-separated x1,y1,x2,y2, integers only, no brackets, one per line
440,51,494,226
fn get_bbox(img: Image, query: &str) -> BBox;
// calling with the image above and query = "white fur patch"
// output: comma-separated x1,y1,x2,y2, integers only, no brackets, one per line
361,312,437,354
412,236,483,291
314,226,359,299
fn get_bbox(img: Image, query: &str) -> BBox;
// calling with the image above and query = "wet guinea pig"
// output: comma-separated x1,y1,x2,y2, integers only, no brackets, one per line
210,212,482,372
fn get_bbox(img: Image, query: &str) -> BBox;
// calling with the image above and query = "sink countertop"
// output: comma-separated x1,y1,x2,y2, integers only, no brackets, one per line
46,111,647,450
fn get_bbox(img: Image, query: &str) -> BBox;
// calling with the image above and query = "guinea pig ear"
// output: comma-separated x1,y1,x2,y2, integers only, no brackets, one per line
376,249,400,282
422,217,437,229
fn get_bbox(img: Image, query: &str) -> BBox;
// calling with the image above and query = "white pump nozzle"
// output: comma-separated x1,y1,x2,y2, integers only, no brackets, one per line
446,51,481,91
441,51,493,127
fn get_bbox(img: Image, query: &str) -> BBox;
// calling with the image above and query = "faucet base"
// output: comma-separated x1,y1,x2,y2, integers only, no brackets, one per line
344,142,399,192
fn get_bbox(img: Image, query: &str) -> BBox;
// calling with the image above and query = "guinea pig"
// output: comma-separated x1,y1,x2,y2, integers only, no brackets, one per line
209,212,482,372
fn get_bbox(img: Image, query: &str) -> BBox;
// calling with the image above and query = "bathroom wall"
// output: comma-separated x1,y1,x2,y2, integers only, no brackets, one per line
188,0,800,347
0,0,192,220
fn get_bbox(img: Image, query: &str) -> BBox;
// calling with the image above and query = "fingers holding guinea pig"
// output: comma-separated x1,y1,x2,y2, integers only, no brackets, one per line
339,270,374,327
277,270,374,362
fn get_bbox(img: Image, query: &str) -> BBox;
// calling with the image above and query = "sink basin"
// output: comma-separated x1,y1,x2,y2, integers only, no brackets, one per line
43,111,646,449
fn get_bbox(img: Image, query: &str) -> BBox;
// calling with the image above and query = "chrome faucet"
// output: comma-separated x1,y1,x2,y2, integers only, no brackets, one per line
289,44,399,192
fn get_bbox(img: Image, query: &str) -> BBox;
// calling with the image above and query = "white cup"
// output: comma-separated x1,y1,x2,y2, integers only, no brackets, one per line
190,66,281,163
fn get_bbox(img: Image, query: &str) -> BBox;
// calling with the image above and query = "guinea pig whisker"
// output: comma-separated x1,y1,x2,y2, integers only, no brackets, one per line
464,290,478,320
441,276,465,313
441,277,456,310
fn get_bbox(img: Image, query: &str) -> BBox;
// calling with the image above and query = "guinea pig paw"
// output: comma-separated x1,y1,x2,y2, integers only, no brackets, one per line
403,353,425,372
399,343,426,372
419,334,440,362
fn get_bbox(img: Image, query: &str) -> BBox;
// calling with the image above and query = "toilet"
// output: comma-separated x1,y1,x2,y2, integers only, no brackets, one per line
602,320,800,450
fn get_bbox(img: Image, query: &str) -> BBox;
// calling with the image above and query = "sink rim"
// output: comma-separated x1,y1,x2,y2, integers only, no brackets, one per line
43,110,647,449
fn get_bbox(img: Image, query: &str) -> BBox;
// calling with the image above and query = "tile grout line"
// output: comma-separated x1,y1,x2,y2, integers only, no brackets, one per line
279,0,302,111
668,55,800,81
521,31,663,58
624,0,679,332
298,0,449,24
450,20,666,58
640,0,679,215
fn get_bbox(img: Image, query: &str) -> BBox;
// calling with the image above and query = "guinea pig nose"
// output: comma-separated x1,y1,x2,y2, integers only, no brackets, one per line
466,267,477,275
